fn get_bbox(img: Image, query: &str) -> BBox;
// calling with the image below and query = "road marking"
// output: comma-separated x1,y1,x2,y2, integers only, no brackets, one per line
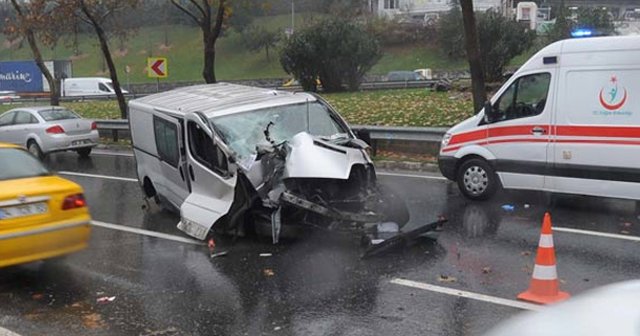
378,172,447,181
58,171,138,183
92,150,135,158
554,226,640,242
91,220,204,246
391,278,542,311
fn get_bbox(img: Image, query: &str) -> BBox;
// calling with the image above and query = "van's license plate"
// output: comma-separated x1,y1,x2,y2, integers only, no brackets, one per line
0,202,48,220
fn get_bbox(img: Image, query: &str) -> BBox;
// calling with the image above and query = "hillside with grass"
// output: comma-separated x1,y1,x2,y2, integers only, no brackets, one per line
0,13,472,84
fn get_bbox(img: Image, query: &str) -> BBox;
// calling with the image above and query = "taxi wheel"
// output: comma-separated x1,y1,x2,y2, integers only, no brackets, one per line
456,158,498,201
27,140,44,160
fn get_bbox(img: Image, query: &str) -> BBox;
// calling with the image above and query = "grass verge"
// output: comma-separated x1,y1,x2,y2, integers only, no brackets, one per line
0,88,474,128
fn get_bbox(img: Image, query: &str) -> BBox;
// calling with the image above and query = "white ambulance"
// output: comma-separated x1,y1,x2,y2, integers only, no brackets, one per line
438,35,640,200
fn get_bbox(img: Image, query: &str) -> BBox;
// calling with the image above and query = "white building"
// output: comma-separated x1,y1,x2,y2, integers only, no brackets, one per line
371,0,506,20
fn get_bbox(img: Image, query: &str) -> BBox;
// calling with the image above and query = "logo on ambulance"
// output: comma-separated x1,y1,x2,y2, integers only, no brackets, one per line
599,76,628,111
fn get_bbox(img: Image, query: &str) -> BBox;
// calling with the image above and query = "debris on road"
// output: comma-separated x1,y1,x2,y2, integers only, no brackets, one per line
521,251,531,256
96,296,116,304
524,204,531,209
482,267,492,274
361,218,447,258
263,269,275,277
501,204,515,212
210,251,228,258
259,253,272,257
31,293,44,300
438,275,457,283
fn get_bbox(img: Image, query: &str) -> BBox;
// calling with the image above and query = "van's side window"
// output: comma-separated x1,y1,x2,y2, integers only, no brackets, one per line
492,73,551,122
98,83,111,93
153,117,179,167
187,121,228,176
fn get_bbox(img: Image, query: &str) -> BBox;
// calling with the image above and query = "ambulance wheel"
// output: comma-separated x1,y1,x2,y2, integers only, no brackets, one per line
457,158,498,200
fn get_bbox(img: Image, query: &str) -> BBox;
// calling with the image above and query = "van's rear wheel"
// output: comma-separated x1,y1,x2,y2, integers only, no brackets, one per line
457,158,498,200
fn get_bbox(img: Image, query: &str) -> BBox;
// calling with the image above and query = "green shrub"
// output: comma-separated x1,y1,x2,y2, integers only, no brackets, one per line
280,18,382,92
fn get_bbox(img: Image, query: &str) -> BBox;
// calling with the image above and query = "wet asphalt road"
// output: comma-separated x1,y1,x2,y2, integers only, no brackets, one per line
1,151,640,336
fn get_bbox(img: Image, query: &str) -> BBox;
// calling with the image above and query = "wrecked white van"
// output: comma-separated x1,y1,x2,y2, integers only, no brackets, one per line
129,84,409,243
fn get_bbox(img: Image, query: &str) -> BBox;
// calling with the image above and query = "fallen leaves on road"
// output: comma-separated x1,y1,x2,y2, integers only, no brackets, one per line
82,313,106,329
31,293,44,300
438,275,457,283
521,251,531,256
482,267,492,274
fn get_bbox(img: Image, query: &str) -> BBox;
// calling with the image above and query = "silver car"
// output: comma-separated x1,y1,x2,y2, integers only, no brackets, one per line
0,106,99,159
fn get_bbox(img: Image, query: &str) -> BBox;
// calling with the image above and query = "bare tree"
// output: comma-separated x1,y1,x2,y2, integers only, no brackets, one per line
58,0,140,119
170,0,228,83
5,0,62,106
460,0,486,113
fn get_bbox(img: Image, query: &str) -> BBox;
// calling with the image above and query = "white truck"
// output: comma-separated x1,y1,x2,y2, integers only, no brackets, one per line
438,35,640,201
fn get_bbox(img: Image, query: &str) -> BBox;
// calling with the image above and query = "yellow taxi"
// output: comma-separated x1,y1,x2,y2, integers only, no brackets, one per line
0,143,91,267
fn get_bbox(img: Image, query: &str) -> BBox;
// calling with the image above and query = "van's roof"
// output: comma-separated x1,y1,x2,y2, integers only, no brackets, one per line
129,83,317,119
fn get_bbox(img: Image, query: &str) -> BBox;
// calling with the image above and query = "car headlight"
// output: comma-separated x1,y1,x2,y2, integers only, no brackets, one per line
441,133,452,148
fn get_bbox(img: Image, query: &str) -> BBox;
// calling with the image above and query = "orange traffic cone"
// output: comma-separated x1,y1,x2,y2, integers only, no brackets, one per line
517,212,570,304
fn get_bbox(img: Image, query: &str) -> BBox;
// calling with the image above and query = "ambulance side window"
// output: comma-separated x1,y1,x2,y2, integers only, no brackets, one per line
491,73,551,123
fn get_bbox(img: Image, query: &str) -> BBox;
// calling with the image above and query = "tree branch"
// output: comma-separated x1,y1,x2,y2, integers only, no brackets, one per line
187,0,207,19
170,0,202,26
211,0,225,40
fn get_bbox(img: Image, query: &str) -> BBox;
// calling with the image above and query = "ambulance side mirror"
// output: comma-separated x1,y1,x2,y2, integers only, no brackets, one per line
484,101,496,123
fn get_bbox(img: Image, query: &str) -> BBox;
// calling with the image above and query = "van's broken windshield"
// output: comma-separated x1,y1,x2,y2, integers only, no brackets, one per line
212,101,348,159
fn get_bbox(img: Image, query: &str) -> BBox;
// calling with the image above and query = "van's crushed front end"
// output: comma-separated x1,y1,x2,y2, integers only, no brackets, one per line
215,131,412,244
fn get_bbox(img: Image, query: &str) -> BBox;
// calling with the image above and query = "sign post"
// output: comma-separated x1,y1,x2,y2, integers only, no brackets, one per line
147,57,168,92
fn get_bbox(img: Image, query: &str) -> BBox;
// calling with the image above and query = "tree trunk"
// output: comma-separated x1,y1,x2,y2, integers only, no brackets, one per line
460,0,486,113
10,0,60,106
80,2,127,119
202,33,216,83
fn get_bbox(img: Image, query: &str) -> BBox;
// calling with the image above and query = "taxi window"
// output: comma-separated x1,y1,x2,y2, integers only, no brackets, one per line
0,148,50,181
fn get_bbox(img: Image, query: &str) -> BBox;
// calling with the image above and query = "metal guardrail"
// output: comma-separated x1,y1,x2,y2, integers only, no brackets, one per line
95,119,129,142
95,120,448,152
351,125,447,155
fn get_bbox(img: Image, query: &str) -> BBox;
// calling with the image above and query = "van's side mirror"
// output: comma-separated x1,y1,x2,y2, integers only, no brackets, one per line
353,128,371,146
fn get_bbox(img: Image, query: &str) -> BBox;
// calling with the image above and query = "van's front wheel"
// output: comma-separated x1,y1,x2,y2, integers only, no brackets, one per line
457,158,498,200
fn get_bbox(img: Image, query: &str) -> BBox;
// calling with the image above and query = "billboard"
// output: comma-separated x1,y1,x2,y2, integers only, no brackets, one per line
0,61,44,92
